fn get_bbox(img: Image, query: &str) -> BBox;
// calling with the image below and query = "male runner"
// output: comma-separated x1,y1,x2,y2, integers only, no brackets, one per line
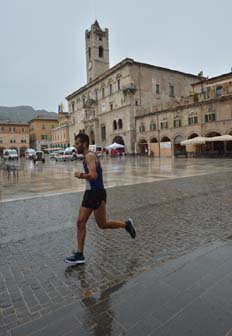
64,133,136,265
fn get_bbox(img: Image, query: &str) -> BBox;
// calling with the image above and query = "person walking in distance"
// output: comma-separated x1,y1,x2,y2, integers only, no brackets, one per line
64,133,136,265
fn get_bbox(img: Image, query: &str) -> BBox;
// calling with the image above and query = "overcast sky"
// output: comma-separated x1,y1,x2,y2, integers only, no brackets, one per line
0,0,232,112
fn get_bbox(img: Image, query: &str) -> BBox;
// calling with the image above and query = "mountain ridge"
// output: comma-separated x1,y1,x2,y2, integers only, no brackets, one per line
0,106,58,122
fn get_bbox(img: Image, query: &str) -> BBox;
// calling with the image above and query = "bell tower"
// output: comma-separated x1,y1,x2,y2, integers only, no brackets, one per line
85,20,109,83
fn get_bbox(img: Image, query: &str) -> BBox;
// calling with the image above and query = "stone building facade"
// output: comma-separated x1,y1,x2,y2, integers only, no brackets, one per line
51,112,71,149
0,121,29,156
29,116,58,150
136,72,232,156
66,21,200,153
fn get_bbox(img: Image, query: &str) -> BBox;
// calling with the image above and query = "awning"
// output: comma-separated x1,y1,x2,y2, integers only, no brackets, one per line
181,137,206,146
207,135,232,142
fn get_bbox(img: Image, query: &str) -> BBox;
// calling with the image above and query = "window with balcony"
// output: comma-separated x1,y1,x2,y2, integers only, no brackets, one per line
139,122,145,132
150,120,156,130
203,91,209,100
216,86,222,97
205,113,216,122
161,121,168,129
188,116,198,125
173,119,182,128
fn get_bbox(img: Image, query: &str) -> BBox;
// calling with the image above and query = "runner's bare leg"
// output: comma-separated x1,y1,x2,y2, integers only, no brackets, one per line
77,207,92,252
94,201,126,229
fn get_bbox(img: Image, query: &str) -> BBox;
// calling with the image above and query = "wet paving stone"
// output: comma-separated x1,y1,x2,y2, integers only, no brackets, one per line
1,168,232,335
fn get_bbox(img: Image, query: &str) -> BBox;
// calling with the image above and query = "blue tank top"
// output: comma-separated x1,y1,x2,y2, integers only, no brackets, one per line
83,153,104,191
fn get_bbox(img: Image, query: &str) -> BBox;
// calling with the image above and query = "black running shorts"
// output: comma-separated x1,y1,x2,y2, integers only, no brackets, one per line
81,189,107,210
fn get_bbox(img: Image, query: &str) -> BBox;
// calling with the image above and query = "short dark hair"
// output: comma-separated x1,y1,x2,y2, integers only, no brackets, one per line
75,133,89,146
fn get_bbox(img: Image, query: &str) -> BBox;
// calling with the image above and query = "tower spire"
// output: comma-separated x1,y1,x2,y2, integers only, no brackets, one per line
85,22,109,83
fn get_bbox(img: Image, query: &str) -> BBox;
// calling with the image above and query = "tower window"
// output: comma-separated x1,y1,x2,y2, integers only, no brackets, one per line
110,83,113,95
117,79,121,91
99,46,104,58
71,102,75,112
102,87,105,98
101,125,106,141
113,120,117,130
118,119,123,129
169,84,174,97
88,47,91,59
156,84,160,94
216,86,222,97
99,36,102,41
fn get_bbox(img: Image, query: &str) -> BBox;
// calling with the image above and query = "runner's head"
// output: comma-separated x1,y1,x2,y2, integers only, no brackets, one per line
75,133,89,154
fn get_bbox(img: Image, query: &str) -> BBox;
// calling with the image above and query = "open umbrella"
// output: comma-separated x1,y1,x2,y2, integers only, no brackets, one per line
106,142,125,149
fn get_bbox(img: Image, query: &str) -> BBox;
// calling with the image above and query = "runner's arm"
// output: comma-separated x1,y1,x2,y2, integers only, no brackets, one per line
76,154,97,180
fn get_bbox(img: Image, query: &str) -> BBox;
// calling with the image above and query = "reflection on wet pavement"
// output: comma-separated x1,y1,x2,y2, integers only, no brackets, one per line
1,156,232,202
2,156,232,335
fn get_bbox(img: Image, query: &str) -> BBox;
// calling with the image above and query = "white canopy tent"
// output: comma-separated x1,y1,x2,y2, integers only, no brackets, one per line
106,142,125,149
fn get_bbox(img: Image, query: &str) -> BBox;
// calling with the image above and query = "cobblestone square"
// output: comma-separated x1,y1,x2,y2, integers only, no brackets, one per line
1,157,232,335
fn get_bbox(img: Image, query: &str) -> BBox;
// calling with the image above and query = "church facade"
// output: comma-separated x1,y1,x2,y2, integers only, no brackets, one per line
66,21,201,153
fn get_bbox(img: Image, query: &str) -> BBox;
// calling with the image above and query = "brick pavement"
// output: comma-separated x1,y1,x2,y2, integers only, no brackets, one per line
1,171,232,335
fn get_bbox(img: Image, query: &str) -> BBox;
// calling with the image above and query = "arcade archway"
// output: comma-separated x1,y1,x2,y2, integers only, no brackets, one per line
138,139,148,155
160,136,171,157
112,136,125,145
150,137,158,157
173,135,185,153
20,147,27,157
187,133,199,139
205,131,223,154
